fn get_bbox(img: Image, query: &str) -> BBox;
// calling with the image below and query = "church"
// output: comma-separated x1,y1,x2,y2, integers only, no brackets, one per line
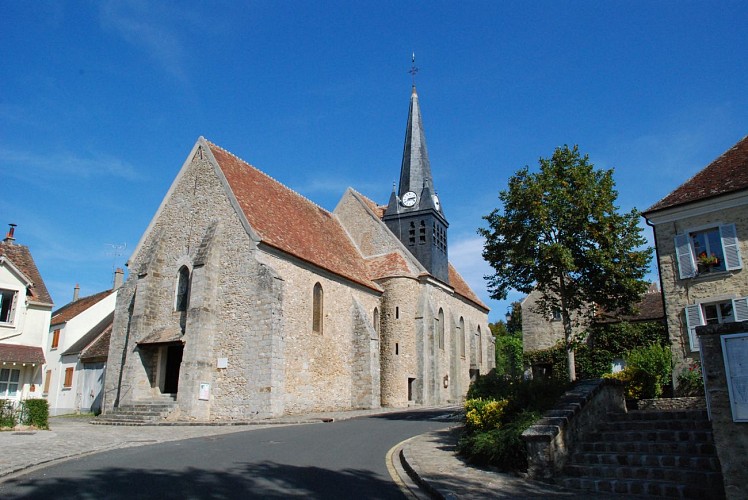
103,85,492,420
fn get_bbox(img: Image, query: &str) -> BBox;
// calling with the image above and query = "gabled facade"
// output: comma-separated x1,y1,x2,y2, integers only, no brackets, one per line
104,86,491,421
44,272,119,415
0,227,53,403
644,135,748,380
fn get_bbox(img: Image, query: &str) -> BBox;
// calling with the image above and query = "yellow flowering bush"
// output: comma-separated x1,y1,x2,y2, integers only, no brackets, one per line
464,398,509,432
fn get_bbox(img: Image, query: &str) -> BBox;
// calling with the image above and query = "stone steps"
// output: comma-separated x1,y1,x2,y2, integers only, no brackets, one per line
560,408,724,498
93,398,177,426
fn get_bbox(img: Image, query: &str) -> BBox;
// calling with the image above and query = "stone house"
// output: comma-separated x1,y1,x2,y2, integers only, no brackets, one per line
0,226,53,404
44,271,120,415
104,86,492,421
521,284,663,354
643,135,748,383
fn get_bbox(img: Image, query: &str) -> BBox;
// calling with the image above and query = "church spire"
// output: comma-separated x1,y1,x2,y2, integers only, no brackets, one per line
397,85,436,202
383,69,449,284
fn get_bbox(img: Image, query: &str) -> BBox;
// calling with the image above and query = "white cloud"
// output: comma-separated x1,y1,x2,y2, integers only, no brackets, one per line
2,148,141,181
98,0,188,83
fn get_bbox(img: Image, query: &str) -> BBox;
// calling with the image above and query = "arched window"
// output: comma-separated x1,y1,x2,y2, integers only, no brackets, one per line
313,282,323,334
437,308,445,350
459,317,465,358
175,266,190,312
373,307,380,335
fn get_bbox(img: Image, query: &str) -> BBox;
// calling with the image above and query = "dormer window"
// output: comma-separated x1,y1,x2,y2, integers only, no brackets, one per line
0,289,17,324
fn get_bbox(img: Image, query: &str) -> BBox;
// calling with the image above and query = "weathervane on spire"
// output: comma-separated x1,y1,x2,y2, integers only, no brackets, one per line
409,52,419,87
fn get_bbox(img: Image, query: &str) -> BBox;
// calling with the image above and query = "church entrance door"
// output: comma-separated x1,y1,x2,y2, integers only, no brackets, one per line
163,344,183,394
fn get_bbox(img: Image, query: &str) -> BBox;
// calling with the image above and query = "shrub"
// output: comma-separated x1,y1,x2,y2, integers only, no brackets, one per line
460,374,571,472
21,399,49,430
0,400,17,429
458,410,539,470
604,343,672,399
676,360,704,397
626,343,672,399
464,398,509,432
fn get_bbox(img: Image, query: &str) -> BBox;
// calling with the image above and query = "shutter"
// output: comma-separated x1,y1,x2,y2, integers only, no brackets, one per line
733,297,748,322
685,304,705,352
8,291,18,324
675,234,697,279
720,224,743,271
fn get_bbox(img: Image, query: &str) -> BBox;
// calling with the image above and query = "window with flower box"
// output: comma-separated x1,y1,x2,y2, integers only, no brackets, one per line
675,224,742,279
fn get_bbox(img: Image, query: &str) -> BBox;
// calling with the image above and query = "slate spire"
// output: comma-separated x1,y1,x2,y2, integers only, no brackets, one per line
383,82,449,284
398,86,435,200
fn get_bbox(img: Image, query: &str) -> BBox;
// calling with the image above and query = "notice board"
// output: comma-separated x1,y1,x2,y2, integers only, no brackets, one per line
721,332,748,422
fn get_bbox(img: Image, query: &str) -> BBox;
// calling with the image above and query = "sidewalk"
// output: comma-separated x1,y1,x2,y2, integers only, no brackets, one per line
398,427,578,499
0,408,574,498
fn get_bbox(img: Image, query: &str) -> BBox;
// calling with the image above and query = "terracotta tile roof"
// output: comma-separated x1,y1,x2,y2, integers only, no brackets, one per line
79,324,112,362
208,142,381,292
645,135,748,214
449,265,489,311
0,343,45,364
51,290,114,326
596,291,665,323
0,242,53,305
367,253,413,280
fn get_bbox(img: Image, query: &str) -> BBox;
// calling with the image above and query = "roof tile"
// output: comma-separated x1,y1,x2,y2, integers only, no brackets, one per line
646,135,748,213
209,142,381,292
0,343,45,364
0,242,53,305
51,290,113,325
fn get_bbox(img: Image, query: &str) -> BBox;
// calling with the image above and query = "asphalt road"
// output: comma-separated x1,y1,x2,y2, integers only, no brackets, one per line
0,408,456,499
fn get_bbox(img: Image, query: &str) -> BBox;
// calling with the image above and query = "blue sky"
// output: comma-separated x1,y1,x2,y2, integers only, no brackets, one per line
3,1,747,321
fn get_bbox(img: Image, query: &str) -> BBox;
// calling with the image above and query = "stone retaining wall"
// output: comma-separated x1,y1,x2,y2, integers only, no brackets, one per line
521,379,626,480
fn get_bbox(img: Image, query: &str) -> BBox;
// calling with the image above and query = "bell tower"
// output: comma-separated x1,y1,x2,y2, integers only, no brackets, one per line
383,84,449,283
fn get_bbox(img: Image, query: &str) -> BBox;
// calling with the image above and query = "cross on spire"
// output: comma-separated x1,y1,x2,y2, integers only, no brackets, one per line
409,52,419,87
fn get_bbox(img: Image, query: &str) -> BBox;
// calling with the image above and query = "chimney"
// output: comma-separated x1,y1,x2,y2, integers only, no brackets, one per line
3,223,17,244
113,268,124,290
73,284,80,302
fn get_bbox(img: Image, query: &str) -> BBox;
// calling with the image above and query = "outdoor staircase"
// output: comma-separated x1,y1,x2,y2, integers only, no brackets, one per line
560,409,724,498
92,395,177,425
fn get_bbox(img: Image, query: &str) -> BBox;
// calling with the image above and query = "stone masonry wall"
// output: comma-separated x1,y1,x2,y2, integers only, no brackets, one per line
697,322,748,500
379,276,490,407
260,249,381,415
653,204,748,383
521,289,588,354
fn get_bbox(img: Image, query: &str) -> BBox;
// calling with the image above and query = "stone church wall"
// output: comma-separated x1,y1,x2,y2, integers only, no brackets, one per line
379,276,491,407
258,250,381,414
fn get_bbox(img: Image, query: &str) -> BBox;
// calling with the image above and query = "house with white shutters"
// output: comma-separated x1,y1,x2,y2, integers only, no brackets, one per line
44,272,120,415
0,226,54,404
643,135,748,383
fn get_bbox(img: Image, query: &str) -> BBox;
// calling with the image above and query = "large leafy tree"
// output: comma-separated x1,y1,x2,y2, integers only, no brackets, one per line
479,145,652,381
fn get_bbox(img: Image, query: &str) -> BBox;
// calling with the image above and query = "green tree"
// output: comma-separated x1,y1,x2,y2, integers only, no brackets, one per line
506,301,522,335
479,145,652,381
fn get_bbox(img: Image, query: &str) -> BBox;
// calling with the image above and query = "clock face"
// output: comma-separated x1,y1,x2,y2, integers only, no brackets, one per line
432,194,441,210
402,191,418,207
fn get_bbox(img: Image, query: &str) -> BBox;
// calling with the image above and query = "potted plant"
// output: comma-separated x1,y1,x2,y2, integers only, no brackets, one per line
697,252,720,272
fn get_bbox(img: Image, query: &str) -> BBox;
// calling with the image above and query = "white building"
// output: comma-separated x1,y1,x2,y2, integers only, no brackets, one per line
45,272,120,415
0,226,54,404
